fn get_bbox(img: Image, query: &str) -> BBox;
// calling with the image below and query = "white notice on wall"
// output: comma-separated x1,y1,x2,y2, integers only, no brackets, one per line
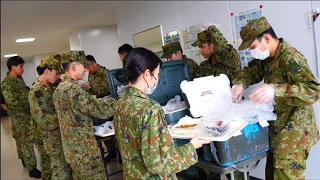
233,8,263,69
181,24,202,51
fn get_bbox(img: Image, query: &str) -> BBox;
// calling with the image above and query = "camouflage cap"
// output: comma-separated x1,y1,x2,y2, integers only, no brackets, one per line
207,25,228,46
40,54,63,73
191,30,212,47
161,41,182,58
238,16,271,50
60,51,91,67
191,25,228,47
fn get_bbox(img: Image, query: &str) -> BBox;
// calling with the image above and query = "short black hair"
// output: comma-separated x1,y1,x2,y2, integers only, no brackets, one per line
118,44,133,54
257,27,278,40
116,47,162,83
86,55,96,62
62,62,72,71
36,65,52,76
7,56,25,71
177,48,183,55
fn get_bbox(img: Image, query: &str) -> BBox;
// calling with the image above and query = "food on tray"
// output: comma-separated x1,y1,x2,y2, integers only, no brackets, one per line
176,124,197,128
205,121,228,135
216,121,223,126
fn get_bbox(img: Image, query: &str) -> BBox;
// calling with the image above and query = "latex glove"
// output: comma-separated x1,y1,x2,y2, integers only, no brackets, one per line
102,95,113,102
231,84,244,103
250,84,275,104
81,82,91,90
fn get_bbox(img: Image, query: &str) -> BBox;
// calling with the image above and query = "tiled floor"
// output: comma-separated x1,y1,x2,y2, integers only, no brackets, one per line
1,117,38,179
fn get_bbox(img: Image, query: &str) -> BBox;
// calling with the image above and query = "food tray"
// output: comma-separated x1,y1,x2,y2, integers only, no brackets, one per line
169,120,248,142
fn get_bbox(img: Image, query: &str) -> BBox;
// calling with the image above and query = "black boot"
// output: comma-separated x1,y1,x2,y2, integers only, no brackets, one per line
105,151,118,162
29,168,41,178
21,159,25,168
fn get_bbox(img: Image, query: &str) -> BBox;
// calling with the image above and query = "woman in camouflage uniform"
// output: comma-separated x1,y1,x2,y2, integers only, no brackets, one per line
114,47,211,179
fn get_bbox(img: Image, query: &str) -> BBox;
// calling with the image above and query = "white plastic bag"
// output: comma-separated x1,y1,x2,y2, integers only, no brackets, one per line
203,101,231,136
163,95,187,114
94,121,114,136
228,100,277,124
117,85,128,96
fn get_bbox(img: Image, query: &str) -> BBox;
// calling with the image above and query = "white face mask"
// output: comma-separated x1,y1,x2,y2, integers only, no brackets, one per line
77,71,89,85
249,39,270,60
145,73,158,95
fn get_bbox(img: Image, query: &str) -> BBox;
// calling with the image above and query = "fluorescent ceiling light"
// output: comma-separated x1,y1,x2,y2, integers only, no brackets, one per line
4,54,18,57
16,38,35,42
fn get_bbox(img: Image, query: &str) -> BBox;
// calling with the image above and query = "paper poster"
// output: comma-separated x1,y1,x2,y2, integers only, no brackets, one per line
181,24,202,51
163,30,180,45
233,8,262,69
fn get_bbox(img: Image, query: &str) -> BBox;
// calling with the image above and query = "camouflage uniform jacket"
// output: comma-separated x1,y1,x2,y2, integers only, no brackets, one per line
29,80,59,132
182,55,200,80
233,39,320,155
52,77,62,88
199,45,240,84
1,73,32,137
53,76,115,175
114,86,198,180
88,66,110,98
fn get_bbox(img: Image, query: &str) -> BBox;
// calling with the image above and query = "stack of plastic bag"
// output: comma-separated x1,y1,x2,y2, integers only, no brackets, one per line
94,121,114,137
162,95,187,114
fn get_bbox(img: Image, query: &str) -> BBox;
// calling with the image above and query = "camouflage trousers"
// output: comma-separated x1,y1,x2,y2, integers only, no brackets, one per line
43,129,73,180
72,171,106,180
14,134,37,171
10,115,37,170
15,138,23,159
34,134,52,180
265,148,310,180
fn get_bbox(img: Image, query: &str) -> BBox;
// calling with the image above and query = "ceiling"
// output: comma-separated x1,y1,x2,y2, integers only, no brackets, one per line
1,1,119,62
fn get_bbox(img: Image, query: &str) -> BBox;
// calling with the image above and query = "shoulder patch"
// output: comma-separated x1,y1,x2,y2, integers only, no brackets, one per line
34,90,43,98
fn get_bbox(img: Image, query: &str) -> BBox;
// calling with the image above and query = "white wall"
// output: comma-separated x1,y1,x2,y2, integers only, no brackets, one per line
115,1,320,179
69,29,82,51
74,25,122,70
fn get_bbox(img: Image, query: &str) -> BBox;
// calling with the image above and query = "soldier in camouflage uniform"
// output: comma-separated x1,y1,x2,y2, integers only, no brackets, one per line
232,16,320,180
192,25,240,85
192,26,243,180
85,55,110,98
30,110,52,180
161,41,200,80
85,55,118,161
1,56,41,178
53,51,115,180
29,54,73,180
114,47,211,179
